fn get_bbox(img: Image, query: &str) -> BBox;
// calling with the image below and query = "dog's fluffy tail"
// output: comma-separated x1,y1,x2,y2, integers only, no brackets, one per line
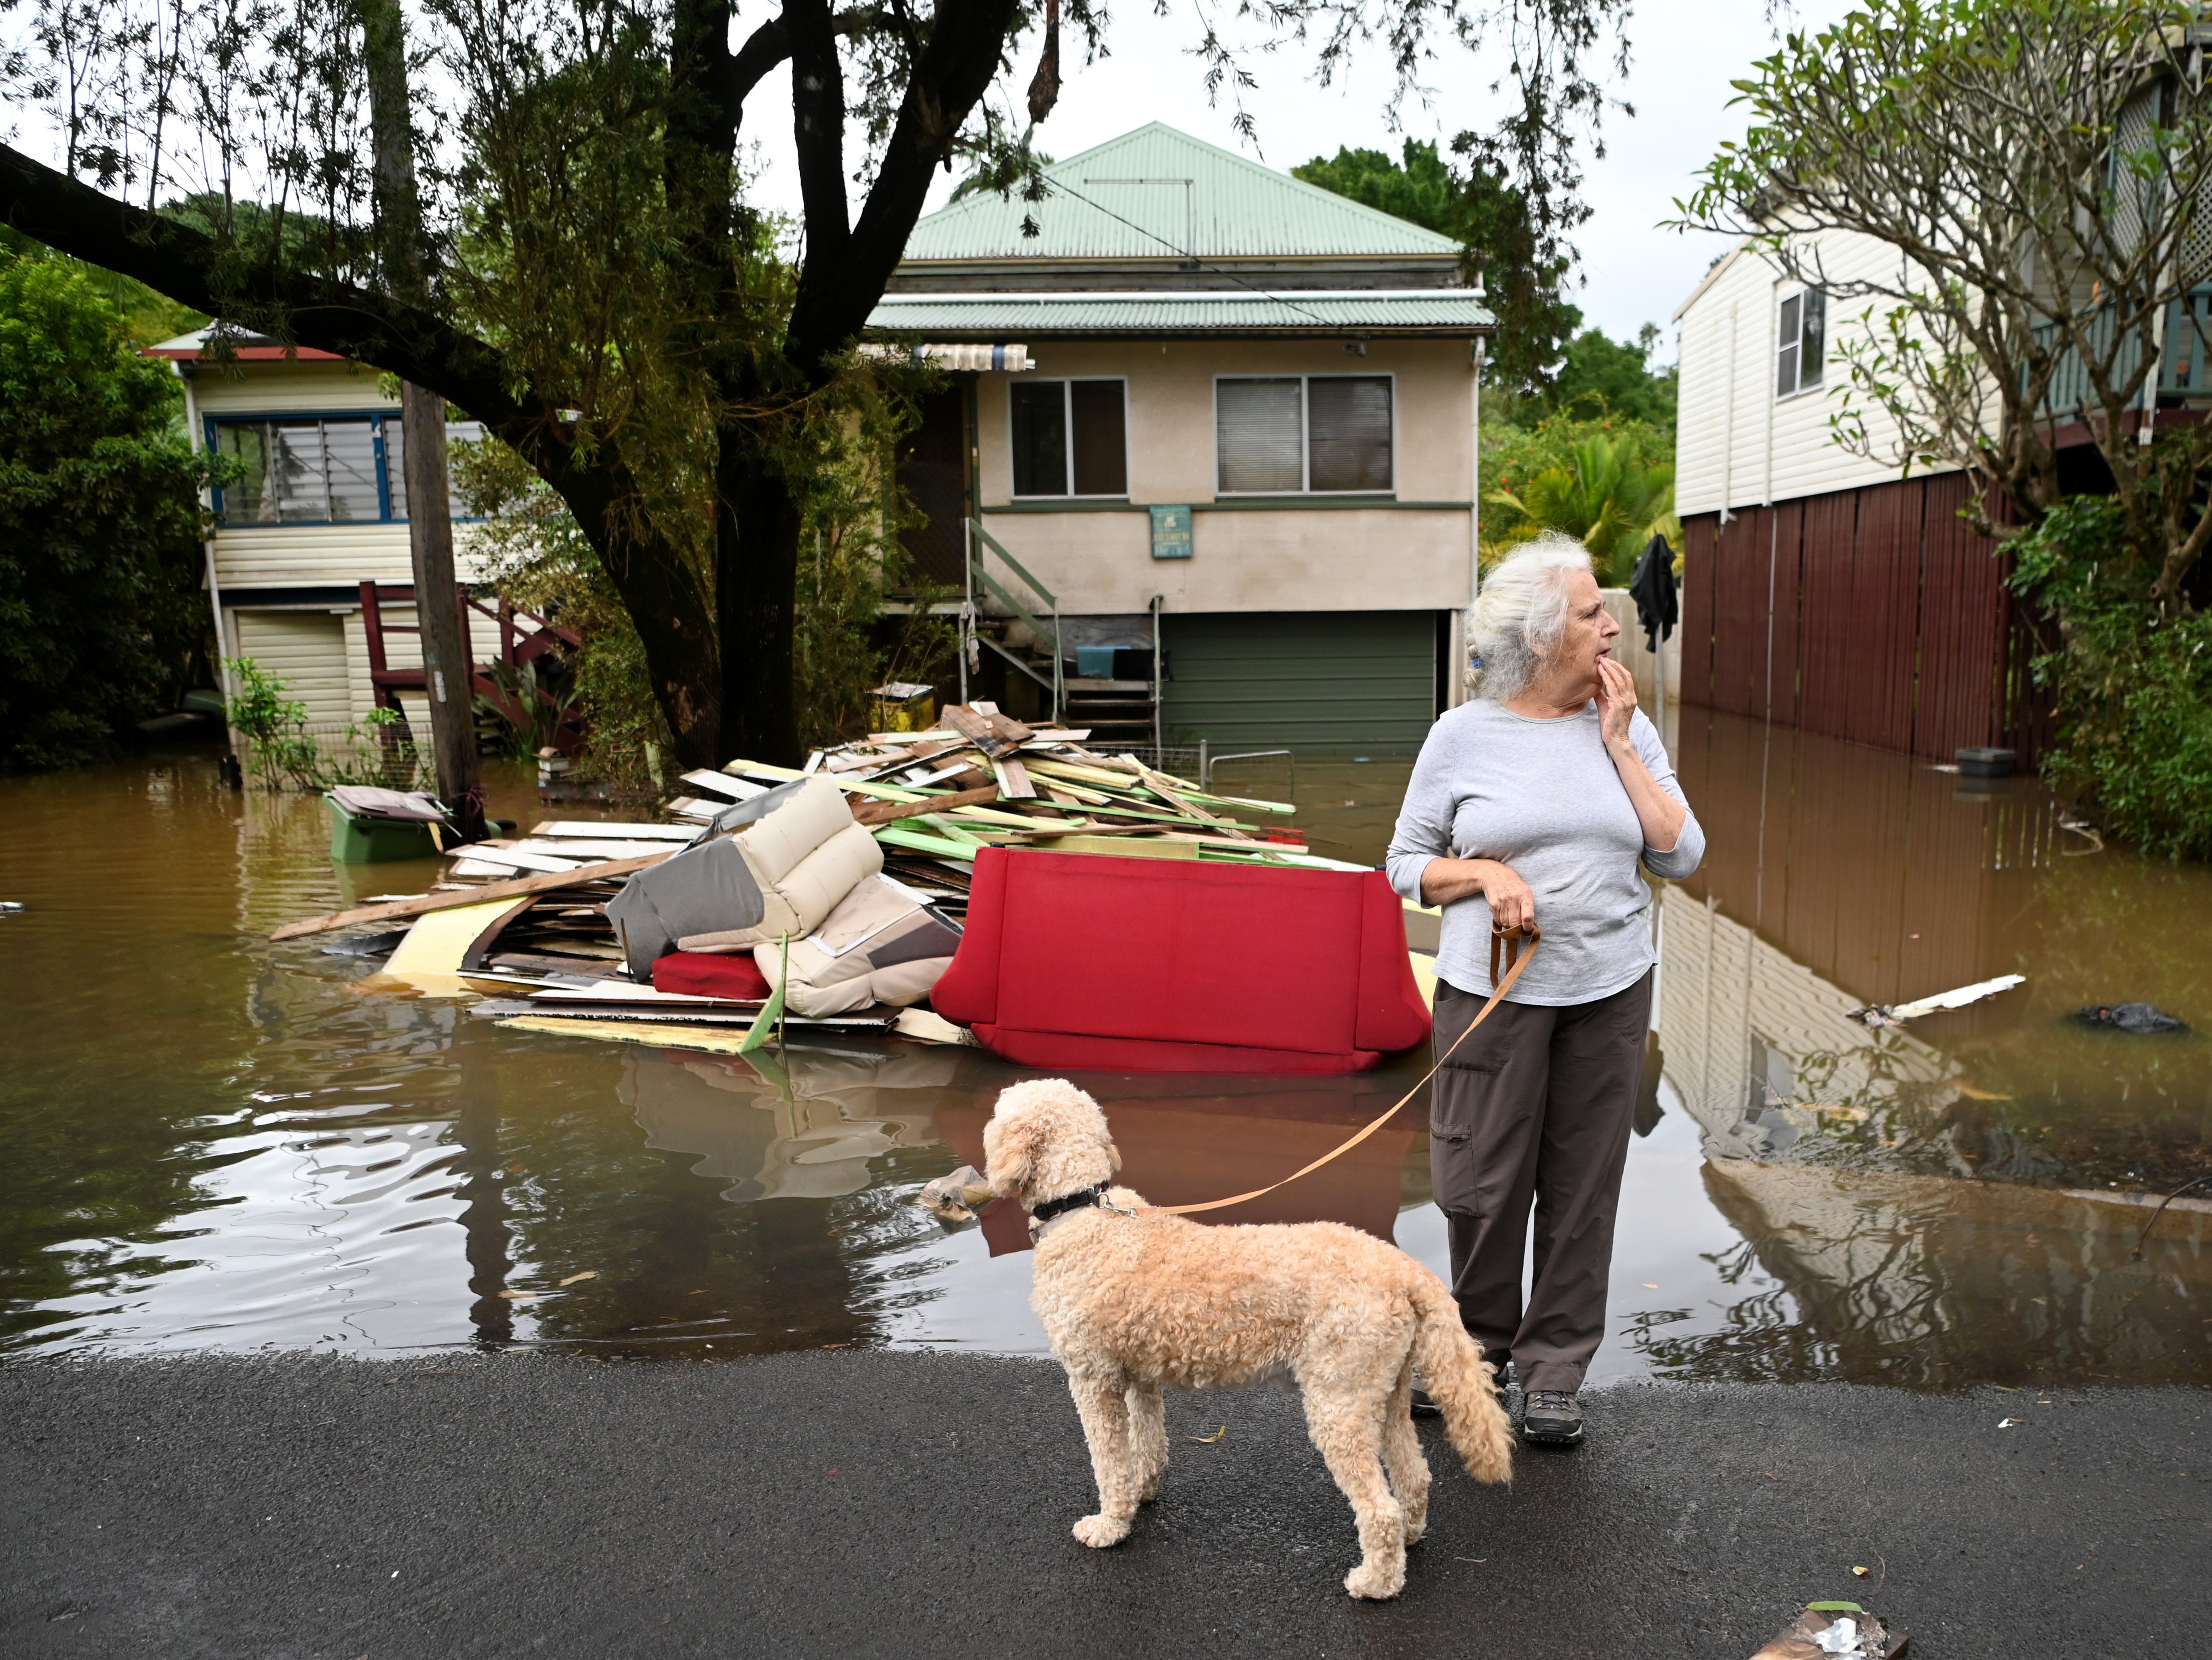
1410,1272,1513,1484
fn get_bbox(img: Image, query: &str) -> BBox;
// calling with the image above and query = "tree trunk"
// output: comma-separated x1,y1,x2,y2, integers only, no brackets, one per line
363,0,484,835
397,381,485,826
717,441,802,766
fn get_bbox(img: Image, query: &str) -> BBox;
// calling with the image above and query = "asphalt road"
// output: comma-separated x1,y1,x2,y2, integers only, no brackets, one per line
1,1352,2203,1659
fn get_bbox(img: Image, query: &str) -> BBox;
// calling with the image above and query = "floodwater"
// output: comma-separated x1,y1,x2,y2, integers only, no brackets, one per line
1,715,2206,1388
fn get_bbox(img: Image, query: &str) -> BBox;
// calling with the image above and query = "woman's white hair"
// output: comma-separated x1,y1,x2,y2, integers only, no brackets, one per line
1470,533,1593,702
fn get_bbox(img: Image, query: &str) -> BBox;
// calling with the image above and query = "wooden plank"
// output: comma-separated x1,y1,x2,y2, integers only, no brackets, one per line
1677,513,1718,707
846,785,1000,826
1139,767,1253,839
441,843,585,874
680,769,766,800
992,757,1037,799
268,852,675,940
940,704,1019,759
531,821,698,840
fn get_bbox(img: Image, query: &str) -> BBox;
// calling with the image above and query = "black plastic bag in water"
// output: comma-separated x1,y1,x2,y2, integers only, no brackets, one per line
2074,1002,2189,1034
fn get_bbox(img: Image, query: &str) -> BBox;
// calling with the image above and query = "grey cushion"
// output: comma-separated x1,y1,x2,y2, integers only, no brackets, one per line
607,835,766,976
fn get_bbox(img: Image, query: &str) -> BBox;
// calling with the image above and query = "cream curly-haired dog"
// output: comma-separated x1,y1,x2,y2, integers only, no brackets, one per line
983,1077,1514,1599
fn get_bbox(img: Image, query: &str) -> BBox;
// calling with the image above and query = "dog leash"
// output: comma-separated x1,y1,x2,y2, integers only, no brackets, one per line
1139,924,1539,1217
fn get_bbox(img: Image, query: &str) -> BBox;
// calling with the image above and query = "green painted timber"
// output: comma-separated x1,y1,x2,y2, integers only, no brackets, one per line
1160,610,1438,753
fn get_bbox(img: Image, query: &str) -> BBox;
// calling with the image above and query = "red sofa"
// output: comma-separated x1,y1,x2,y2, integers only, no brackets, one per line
928,847,1431,1073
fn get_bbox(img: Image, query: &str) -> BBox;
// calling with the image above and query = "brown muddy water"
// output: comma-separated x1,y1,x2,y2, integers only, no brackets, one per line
2,715,2207,1387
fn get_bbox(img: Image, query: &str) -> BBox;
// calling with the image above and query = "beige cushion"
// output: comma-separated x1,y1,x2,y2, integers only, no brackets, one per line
752,881,962,1015
675,778,883,953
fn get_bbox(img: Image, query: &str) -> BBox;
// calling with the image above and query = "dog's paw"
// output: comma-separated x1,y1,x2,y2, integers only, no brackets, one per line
1072,1513,1132,1548
1401,1514,1426,1546
1343,1557,1406,1600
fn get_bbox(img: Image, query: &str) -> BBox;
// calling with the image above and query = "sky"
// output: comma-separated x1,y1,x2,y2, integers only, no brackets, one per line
741,0,1860,363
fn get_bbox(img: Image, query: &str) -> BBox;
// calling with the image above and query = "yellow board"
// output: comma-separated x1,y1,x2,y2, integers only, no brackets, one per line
376,897,524,995
499,1016,785,1055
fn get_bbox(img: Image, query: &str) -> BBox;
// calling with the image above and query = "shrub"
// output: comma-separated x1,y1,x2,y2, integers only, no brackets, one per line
2008,495,2212,859
0,251,211,767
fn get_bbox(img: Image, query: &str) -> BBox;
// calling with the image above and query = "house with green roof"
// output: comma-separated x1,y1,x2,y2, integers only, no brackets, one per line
868,122,1493,752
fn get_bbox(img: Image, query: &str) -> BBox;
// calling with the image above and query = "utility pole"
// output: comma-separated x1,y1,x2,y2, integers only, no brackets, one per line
362,0,484,839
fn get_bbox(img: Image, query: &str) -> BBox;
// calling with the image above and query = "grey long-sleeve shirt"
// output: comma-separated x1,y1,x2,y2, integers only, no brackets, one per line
1385,699,1704,1006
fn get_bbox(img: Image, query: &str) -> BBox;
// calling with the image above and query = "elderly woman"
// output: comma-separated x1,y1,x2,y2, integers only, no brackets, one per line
1386,535,1704,1448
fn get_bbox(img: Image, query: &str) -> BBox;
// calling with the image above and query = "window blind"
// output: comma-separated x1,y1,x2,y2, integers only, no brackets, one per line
1216,378,1304,493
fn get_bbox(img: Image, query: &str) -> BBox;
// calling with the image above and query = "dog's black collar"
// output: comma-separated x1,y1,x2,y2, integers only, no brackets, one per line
1030,1180,1111,1222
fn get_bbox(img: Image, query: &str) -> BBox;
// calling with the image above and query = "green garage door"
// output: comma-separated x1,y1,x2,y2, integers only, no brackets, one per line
1160,610,1440,752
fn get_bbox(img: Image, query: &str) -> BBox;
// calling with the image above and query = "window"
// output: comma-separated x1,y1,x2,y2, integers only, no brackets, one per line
1777,290,1826,397
1009,379,1127,497
1216,374,1393,494
208,414,486,525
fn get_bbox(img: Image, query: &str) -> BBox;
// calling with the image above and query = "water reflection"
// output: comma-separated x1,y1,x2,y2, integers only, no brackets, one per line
1,733,2208,1386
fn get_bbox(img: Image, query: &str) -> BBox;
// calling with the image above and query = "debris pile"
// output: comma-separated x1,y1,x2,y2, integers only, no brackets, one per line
272,703,1332,1055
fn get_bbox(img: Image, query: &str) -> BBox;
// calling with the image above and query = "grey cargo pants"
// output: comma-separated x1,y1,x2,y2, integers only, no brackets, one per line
1427,968,1653,1394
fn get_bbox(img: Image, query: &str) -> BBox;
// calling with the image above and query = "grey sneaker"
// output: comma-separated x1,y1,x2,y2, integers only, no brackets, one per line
1520,1389,1585,1446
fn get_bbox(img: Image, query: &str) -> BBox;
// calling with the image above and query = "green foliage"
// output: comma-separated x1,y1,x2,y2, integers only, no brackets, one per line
474,657,581,763
0,228,208,349
1293,141,1461,236
226,657,431,790
2008,495,2212,859
1520,323,1677,428
786,393,958,752
1482,415,1676,582
451,438,670,798
223,657,322,789
1294,138,1582,396
0,251,211,769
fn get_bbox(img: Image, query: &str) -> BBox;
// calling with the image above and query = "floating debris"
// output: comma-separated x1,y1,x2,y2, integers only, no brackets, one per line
917,1165,994,1223
1848,974,2025,1028
263,704,1414,1072
2075,1001,2188,1035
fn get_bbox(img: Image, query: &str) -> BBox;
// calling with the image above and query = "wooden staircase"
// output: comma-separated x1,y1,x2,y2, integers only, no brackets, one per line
964,521,1164,751
358,582,586,750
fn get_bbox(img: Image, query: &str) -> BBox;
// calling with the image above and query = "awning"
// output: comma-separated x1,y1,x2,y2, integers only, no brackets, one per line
867,288,1493,340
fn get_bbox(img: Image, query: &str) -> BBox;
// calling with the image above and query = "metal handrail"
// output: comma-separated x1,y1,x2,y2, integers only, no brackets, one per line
967,517,1062,719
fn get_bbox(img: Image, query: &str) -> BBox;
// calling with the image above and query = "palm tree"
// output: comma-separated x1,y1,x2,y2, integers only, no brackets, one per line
1488,430,1677,583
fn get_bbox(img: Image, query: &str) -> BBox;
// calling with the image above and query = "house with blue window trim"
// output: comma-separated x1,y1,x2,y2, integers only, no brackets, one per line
145,329,489,736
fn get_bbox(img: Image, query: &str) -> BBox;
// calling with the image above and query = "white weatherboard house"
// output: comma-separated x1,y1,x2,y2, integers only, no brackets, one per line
146,331,492,739
870,122,1495,752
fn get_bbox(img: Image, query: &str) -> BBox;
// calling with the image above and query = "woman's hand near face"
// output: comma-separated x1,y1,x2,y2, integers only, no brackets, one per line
1594,656,1688,854
1418,856,1536,932
1597,656,1639,752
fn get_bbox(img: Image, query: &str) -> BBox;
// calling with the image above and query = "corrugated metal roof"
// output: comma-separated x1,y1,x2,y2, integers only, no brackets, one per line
868,290,1492,335
901,123,1463,263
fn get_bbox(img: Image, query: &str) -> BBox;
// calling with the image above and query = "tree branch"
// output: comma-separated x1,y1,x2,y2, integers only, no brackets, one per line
788,0,852,277
0,138,713,710
785,0,1018,370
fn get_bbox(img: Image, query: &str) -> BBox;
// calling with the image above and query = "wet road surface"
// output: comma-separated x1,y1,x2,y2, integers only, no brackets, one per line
2,1351,2202,1659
